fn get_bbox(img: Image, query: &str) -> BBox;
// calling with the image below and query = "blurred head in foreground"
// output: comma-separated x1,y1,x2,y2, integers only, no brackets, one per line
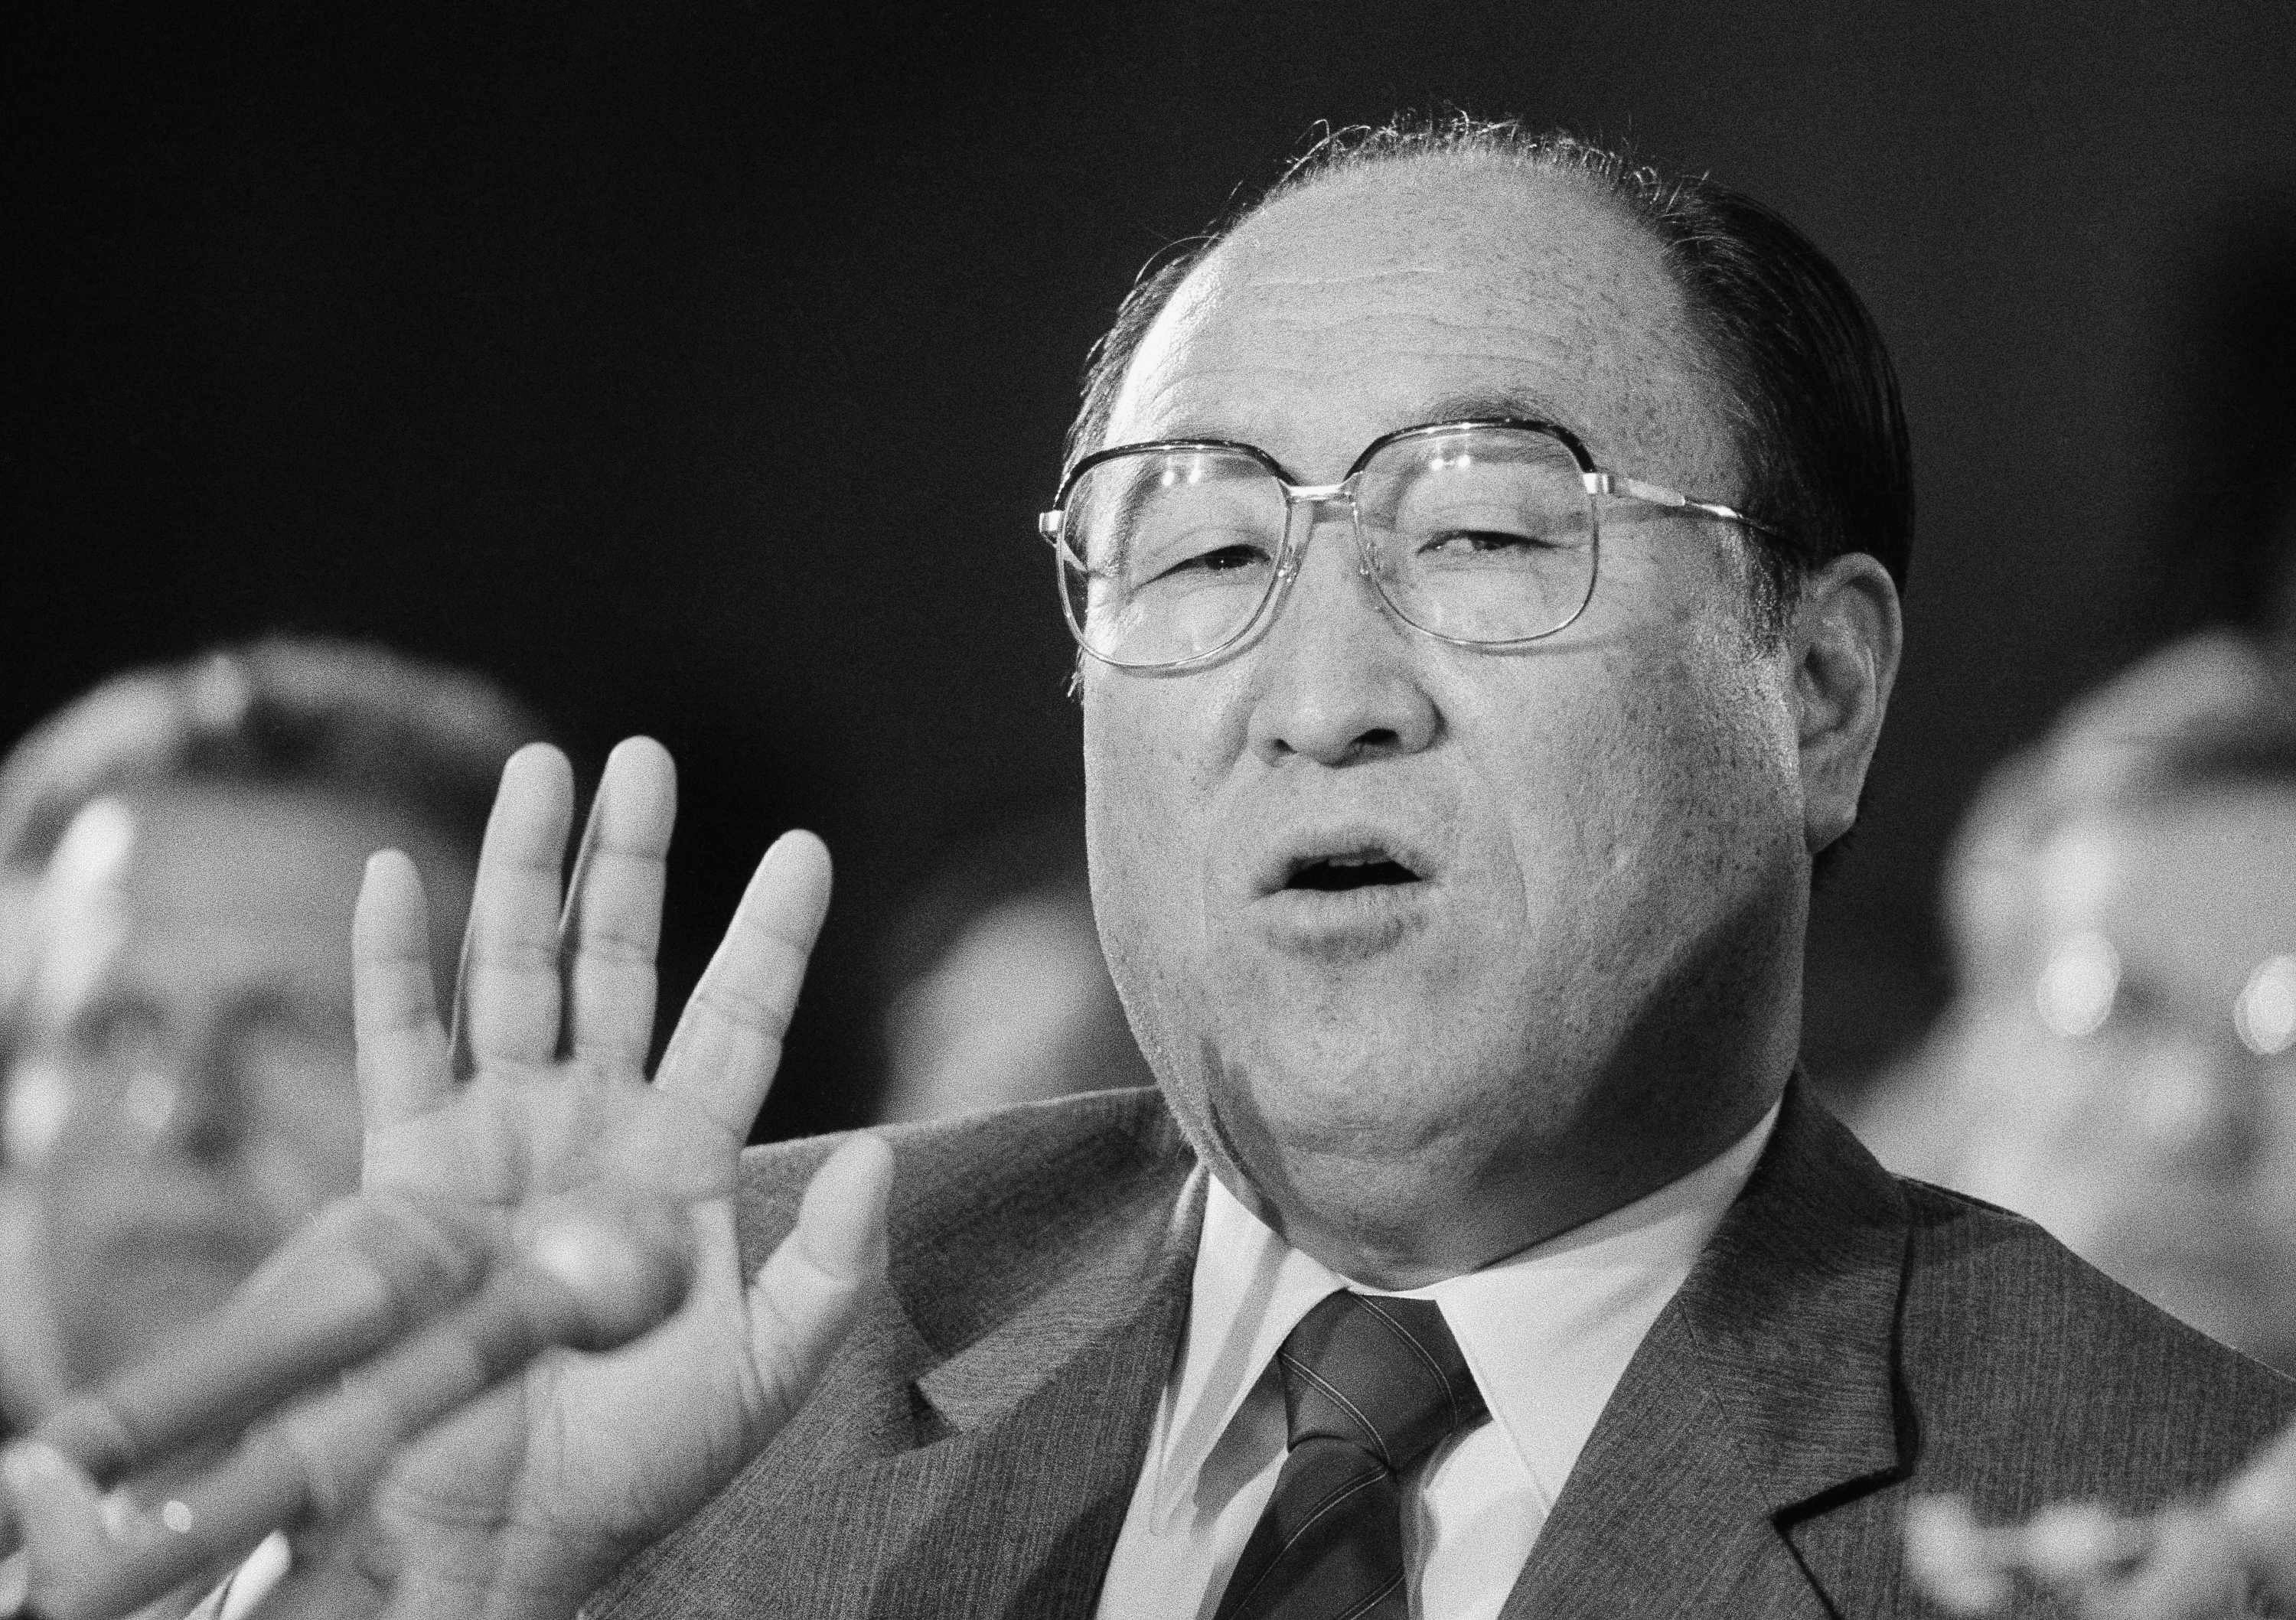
876,810,1153,1124
0,638,540,1417
1868,633,2296,1368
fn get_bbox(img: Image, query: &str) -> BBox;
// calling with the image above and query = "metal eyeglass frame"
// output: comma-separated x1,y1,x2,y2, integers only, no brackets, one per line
1036,417,1786,673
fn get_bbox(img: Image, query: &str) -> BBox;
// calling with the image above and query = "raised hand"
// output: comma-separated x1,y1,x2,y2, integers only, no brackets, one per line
298,737,889,1618
0,1186,694,1620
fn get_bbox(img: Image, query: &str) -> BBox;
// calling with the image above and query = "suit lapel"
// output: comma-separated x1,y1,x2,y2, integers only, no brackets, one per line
858,1172,1204,1615
912,1165,1202,1435
1502,1082,1912,1618
590,1090,1202,1620
817,1097,1205,1617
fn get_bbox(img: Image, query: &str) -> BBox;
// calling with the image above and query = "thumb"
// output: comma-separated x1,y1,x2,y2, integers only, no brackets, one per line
745,1133,892,1430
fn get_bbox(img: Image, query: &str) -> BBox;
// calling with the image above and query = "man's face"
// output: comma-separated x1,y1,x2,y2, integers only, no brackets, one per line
1967,787,2296,1370
4,784,471,1389
1081,162,1812,1277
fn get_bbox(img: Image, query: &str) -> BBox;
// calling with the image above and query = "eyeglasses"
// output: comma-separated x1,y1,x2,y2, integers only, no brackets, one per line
2037,935,2296,1060
1037,419,1781,673
3,998,359,1165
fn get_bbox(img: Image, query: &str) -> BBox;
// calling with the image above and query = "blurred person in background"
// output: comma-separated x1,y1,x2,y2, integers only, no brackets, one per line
1854,631,2296,1371
1906,1417,2296,1616
1880,214,2296,1611
0,637,540,1433
876,808,1152,1123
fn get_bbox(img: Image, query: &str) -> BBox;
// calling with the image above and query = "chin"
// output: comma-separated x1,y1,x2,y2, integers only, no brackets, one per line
1195,1022,1542,1180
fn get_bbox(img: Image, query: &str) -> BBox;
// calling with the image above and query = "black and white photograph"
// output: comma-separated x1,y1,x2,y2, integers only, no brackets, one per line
3,2,2295,1614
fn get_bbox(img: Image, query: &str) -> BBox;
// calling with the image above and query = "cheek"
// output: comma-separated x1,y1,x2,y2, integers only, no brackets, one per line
1082,670,1239,867
1638,638,1800,868
1477,641,1798,950
1085,694,1176,907
1083,685,1214,1061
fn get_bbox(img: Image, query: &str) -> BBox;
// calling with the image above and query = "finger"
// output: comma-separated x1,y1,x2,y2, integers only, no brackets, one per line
452,744,576,1074
354,851,454,1129
657,830,832,1139
220,1201,688,1514
24,1199,693,1620
1,1441,121,1620
34,1197,494,1485
559,737,675,1073
745,1133,892,1427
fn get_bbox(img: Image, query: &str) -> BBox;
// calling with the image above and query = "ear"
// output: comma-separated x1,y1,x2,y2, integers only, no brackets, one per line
1789,552,1902,856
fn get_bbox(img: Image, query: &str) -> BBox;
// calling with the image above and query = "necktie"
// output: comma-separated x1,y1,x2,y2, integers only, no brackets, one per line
1211,1290,1489,1620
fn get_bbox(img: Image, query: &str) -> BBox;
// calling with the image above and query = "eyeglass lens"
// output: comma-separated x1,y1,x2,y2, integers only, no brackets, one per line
1055,425,1598,668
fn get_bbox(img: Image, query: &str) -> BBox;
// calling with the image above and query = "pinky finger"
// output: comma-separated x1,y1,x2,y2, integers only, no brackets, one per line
354,851,455,1131
744,1133,892,1433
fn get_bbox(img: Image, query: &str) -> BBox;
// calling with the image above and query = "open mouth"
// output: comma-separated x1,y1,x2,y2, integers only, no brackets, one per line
1283,852,1422,892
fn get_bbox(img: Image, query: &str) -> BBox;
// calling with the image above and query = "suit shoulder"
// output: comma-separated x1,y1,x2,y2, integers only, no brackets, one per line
729,1087,1185,1272
1894,1175,2296,1501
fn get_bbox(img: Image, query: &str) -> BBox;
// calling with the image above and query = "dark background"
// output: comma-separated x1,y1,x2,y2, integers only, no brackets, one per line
8,1,2294,1136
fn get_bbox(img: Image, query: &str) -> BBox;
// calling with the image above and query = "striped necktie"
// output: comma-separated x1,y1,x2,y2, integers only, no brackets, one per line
1212,1290,1489,1620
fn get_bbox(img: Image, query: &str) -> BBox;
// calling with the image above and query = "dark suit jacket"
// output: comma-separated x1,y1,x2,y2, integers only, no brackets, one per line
591,1081,2296,1618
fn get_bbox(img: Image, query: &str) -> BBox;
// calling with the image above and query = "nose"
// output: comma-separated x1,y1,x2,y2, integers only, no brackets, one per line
1244,503,1441,767
125,1036,242,1163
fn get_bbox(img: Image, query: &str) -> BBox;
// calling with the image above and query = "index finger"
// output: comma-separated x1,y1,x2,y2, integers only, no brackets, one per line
654,831,832,1140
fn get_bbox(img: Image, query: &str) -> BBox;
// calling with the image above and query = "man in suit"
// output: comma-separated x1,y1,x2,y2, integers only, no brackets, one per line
0,639,534,1433
11,118,2291,1618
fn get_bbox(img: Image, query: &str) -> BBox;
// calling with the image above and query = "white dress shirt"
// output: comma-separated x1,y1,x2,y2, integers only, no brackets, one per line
1094,1102,1780,1620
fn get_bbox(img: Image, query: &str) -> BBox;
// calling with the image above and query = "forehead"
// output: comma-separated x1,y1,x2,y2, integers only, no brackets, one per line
2047,787,2296,976
1105,158,1733,490
125,784,394,917
58,786,425,1014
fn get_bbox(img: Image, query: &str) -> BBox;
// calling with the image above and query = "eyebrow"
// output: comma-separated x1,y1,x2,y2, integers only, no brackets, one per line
1108,388,1603,475
1158,389,1590,447
1414,388,1587,438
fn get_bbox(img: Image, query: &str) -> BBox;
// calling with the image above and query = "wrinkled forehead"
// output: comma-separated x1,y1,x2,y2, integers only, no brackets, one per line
1104,158,1735,492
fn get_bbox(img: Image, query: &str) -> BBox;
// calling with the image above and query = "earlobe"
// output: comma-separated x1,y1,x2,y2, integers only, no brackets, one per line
1792,554,1903,854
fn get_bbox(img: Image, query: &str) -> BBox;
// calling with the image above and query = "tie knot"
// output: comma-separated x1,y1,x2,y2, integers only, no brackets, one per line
1274,1291,1487,1475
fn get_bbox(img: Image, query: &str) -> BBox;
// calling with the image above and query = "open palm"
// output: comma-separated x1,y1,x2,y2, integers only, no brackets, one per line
314,738,887,1619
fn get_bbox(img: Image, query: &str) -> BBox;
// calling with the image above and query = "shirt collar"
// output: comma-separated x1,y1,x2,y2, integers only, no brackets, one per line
1150,1100,1782,1527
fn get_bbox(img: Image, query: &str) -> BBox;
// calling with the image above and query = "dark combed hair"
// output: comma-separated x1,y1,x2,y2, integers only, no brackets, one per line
1066,116,1915,625
0,636,546,872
